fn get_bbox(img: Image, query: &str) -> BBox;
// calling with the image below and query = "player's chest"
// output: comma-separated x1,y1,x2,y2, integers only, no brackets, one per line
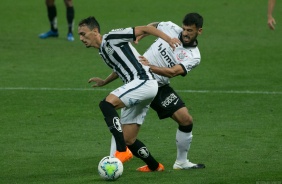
157,42,192,63
173,48,192,63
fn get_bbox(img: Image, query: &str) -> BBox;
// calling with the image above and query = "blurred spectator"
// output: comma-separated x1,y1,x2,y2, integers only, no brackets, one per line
39,0,75,41
268,0,276,30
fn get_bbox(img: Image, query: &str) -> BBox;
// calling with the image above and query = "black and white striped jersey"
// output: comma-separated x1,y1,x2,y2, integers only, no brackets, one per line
99,27,154,84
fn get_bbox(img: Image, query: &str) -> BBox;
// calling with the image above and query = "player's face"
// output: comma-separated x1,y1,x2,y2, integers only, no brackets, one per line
181,24,202,46
78,25,97,48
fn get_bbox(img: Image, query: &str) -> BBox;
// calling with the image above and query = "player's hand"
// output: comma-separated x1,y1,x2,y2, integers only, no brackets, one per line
139,56,150,66
134,35,142,44
268,16,276,30
88,77,105,87
134,34,148,44
169,37,181,50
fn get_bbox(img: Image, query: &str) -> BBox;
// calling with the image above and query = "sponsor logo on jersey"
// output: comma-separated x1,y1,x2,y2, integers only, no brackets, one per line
113,117,122,132
161,93,178,107
174,98,179,105
138,147,149,158
158,43,175,68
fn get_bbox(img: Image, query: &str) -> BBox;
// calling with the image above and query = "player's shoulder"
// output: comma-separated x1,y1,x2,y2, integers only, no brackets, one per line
190,46,200,53
109,27,132,34
189,46,200,56
158,21,182,31
158,21,175,26
105,27,134,40
182,45,200,52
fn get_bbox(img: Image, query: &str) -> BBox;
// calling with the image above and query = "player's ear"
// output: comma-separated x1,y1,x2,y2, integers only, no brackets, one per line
197,28,203,35
92,28,100,35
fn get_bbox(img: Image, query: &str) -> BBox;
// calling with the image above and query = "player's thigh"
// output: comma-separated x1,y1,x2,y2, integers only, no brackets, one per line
46,0,55,6
111,80,158,107
151,85,185,119
171,107,193,126
64,0,73,7
121,103,150,124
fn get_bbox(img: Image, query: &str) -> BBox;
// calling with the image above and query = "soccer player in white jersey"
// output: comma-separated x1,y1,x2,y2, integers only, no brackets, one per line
138,13,206,170
78,16,181,172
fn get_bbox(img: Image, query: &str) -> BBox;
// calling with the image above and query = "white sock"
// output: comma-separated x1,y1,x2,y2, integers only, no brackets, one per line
176,129,193,163
110,135,116,157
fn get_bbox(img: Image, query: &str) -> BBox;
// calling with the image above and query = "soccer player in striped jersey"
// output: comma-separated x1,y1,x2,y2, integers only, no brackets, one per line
138,13,206,170
78,16,181,172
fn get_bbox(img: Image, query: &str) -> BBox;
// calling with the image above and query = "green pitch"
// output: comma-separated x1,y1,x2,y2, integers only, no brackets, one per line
0,0,281,183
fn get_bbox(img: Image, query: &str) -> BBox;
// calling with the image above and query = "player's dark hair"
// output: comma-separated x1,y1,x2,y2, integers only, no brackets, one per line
78,16,100,32
182,13,203,28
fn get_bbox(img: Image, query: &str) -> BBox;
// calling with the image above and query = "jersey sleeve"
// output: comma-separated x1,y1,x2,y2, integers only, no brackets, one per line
179,56,200,76
106,27,135,43
156,21,182,36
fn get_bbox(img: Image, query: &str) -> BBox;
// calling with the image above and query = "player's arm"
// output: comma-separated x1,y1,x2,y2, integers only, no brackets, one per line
88,72,119,87
134,25,180,50
134,22,160,44
150,64,185,78
139,56,184,78
147,22,160,28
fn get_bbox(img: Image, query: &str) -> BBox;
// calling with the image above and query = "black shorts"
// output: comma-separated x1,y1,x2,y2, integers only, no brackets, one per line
150,84,185,119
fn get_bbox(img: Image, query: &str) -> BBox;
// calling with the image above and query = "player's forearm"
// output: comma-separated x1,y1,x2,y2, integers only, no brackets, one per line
104,72,119,84
268,0,276,16
149,65,177,78
139,22,159,39
140,26,172,44
135,26,179,49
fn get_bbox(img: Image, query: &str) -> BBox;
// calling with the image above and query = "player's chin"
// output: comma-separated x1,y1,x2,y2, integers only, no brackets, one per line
82,42,90,47
182,37,190,44
182,40,191,46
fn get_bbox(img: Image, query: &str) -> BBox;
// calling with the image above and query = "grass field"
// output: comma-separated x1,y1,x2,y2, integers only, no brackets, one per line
0,0,282,183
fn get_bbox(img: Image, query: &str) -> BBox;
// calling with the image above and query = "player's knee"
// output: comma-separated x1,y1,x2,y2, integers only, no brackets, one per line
179,114,193,126
186,114,193,124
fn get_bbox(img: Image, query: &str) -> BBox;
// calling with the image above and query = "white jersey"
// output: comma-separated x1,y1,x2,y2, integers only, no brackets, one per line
99,27,154,84
143,21,201,86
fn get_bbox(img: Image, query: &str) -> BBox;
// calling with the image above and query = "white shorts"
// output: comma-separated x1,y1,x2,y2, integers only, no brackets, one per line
110,79,158,125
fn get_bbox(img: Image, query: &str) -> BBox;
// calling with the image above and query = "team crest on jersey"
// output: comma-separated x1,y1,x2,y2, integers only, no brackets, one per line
128,98,140,106
176,50,188,62
105,44,114,55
